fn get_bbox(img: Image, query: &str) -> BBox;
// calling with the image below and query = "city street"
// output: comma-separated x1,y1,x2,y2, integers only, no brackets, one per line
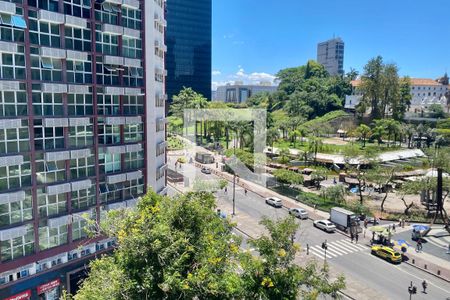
169,165,450,299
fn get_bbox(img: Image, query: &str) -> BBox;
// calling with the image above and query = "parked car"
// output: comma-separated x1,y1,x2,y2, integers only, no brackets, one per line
371,245,402,264
359,215,379,225
289,208,309,219
313,220,336,233
265,197,282,208
201,167,211,174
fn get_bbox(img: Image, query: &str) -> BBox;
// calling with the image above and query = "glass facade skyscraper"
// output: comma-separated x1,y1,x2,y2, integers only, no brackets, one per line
165,0,212,101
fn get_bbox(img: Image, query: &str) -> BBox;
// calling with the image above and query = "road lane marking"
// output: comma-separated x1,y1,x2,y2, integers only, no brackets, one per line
308,248,326,259
310,246,334,258
326,247,346,256
342,240,368,250
327,243,351,254
333,240,360,252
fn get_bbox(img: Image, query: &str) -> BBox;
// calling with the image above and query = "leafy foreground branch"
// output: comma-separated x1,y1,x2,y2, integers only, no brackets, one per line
65,191,345,300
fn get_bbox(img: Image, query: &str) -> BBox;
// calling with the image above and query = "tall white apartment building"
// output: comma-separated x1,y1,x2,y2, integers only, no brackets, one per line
317,37,345,76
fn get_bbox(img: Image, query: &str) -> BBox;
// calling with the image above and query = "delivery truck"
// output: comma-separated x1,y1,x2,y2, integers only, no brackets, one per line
330,207,361,233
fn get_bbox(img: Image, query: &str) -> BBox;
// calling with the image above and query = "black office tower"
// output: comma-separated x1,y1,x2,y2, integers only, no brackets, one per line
166,0,212,101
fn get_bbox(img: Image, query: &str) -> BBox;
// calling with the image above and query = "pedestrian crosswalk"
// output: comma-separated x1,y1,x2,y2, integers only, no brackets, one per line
308,239,367,260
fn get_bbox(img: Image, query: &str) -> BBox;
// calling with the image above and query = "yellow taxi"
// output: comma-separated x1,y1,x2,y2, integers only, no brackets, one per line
371,245,402,264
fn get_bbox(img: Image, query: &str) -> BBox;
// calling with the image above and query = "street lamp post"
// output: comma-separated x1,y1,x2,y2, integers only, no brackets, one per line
408,281,417,300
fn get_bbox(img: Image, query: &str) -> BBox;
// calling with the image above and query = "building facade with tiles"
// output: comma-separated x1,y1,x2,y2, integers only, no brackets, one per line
0,0,167,298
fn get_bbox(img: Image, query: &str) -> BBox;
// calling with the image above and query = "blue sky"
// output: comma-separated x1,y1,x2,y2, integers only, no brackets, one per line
212,0,450,90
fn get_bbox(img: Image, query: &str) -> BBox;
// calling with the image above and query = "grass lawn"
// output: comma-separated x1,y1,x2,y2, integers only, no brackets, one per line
272,186,337,212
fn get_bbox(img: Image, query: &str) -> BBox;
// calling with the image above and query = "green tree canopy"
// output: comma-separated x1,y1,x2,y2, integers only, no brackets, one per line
71,191,345,299
275,60,352,120
273,169,304,186
170,87,209,118
359,56,411,120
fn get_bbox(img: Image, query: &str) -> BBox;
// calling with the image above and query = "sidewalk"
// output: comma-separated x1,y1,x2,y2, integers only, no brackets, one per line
404,248,450,282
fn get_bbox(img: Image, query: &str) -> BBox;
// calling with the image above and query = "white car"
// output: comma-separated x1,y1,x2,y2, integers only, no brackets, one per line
201,167,211,174
289,208,309,219
265,197,282,208
313,220,336,232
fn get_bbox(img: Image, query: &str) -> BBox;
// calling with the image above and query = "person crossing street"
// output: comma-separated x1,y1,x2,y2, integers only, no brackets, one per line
422,280,427,294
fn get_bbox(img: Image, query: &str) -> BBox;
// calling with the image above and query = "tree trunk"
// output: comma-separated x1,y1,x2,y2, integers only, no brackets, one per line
380,192,389,212
225,127,229,149
400,196,414,216
358,178,364,204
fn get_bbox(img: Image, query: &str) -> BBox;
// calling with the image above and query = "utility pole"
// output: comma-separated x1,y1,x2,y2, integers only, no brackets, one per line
408,281,417,300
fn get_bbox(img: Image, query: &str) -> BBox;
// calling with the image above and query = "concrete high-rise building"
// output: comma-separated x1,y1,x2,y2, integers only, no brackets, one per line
0,0,166,298
317,37,345,76
215,82,278,104
165,0,212,101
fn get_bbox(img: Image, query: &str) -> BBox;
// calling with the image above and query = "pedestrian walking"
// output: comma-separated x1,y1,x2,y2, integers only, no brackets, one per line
350,232,354,243
422,280,427,294
355,233,359,244
399,218,402,227
313,204,317,212
224,187,227,193
364,219,368,228
392,223,396,232
416,239,423,251
244,188,247,196
306,244,310,255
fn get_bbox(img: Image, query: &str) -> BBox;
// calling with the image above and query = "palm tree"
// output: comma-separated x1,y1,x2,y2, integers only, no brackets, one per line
402,123,415,149
190,96,208,145
416,124,425,148
385,120,401,147
356,124,371,148
267,128,280,149
289,129,302,147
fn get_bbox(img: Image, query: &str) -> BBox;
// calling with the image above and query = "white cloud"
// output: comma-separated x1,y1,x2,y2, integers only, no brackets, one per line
236,68,245,77
212,80,233,91
231,67,277,85
211,67,278,91
248,72,277,82
212,70,221,76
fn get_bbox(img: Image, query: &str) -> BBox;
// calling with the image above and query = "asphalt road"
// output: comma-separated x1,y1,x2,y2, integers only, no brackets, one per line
167,158,450,299
196,171,450,300
394,228,450,261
